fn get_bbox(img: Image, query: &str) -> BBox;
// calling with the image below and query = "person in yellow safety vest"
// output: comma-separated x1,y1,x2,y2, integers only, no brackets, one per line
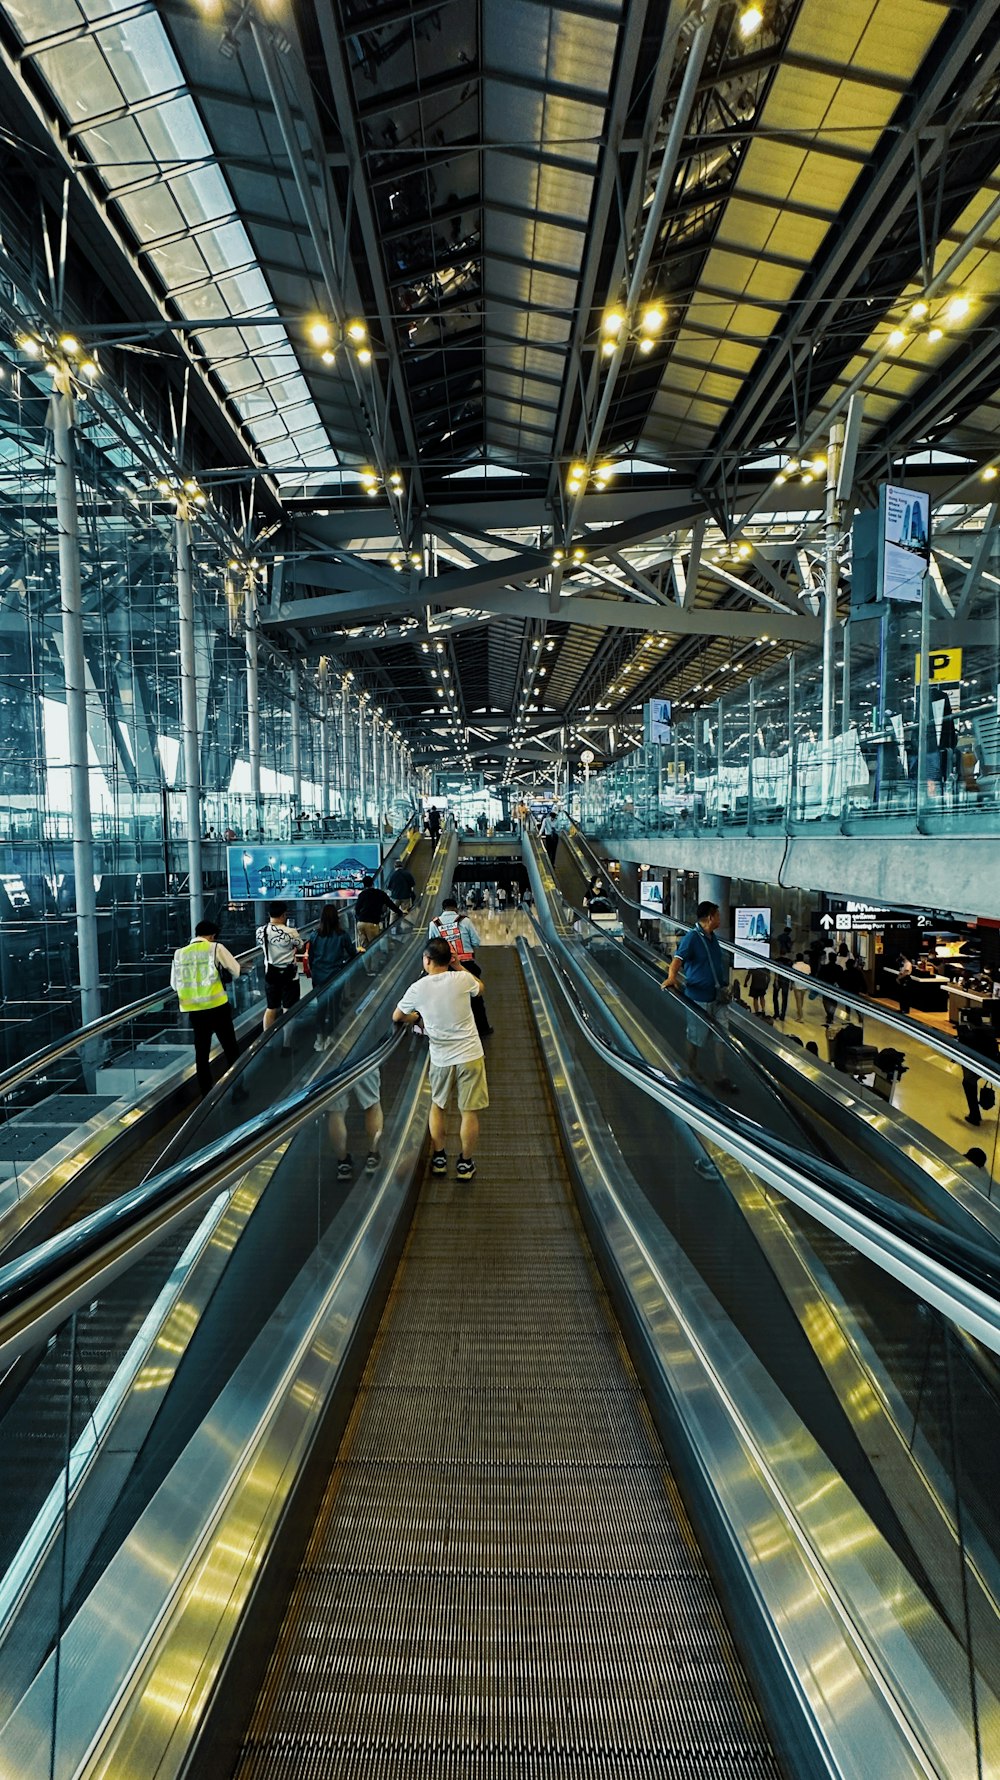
170,917,243,1098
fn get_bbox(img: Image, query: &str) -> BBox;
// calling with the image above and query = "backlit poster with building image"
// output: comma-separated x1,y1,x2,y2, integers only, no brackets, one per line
878,484,930,604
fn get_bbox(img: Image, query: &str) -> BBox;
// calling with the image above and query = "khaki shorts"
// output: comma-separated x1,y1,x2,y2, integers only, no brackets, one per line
328,1067,382,1117
356,921,382,950
429,1056,489,1112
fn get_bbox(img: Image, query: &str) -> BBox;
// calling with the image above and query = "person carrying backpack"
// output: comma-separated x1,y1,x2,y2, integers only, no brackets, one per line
428,895,493,1036
307,902,357,1051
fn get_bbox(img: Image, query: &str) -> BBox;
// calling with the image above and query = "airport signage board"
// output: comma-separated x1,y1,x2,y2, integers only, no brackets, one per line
878,483,930,603
640,876,664,917
735,905,771,958
644,698,673,745
227,842,380,902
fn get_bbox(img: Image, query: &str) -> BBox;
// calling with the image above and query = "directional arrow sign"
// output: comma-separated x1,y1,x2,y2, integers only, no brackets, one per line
820,913,835,929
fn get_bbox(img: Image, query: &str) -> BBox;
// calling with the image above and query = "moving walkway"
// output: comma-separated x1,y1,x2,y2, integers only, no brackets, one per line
0,923,996,1776
0,824,435,1262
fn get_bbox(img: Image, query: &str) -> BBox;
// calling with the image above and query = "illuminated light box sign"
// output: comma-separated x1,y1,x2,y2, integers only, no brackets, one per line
644,698,673,745
735,905,771,959
879,483,930,604
228,843,381,902
640,876,664,917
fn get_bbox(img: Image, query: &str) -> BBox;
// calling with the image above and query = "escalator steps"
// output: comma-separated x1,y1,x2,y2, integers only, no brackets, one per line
237,950,779,1778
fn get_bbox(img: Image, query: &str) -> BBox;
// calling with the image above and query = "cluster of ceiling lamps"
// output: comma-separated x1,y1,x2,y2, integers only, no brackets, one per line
507,638,557,775
883,292,972,355
389,549,422,571
17,330,99,381
551,545,587,568
600,303,666,358
360,465,405,502
566,460,617,496
306,315,372,368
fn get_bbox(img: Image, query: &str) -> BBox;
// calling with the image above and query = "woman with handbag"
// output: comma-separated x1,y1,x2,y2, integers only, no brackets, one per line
661,900,738,1092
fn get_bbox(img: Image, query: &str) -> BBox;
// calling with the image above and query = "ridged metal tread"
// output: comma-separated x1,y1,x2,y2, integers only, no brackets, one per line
236,949,780,1779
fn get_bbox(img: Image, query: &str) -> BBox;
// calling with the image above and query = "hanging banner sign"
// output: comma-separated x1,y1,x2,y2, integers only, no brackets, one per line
915,648,962,684
878,484,930,603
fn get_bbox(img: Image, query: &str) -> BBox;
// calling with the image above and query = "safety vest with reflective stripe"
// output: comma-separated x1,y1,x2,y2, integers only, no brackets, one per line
431,914,473,961
171,939,228,1012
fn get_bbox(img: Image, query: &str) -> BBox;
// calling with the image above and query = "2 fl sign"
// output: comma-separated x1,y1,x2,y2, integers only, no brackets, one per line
914,648,962,684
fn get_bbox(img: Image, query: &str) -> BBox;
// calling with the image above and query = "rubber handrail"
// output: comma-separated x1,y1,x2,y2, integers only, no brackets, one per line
564,829,1000,1088
0,1027,408,1345
522,910,1000,1308
0,811,421,1106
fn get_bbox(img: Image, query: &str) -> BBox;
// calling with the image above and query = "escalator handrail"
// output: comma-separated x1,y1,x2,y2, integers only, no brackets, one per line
0,1025,411,1366
565,828,1000,1089
522,917,1000,1337
0,930,309,1106
0,815,422,1107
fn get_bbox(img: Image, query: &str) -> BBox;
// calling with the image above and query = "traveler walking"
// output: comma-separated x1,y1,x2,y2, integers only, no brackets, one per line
355,874,408,969
306,902,356,1050
393,936,489,1180
257,901,305,1039
171,917,242,1097
328,1067,384,1179
959,1010,1000,1127
744,964,771,1017
539,807,558,865
791,952,811,1019
428,895,493,1036
425,805,442,844
661,900,738,1091
386,859,417,910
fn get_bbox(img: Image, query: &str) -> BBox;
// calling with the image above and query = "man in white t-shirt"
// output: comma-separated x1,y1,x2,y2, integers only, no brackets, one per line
393,935,489,1181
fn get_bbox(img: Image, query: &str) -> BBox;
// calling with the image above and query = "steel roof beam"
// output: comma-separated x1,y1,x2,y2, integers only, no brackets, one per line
310,4,427,509
700,1,1000,484
267,583,819,642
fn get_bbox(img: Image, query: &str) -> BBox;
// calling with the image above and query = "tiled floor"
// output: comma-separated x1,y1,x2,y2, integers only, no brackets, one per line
462,908,1000,1185
746,994,1000,1184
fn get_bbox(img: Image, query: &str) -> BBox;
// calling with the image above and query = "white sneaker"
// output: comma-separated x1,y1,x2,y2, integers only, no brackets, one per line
314,1036,325,1053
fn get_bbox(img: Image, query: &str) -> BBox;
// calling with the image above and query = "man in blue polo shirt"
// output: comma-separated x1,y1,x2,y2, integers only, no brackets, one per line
662,899,738,1091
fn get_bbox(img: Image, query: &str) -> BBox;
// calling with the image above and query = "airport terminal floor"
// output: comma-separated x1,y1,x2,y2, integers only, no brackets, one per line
6,0,1000,1771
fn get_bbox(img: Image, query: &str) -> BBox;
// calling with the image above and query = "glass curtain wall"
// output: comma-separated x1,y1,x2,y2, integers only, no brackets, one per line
0,324,410,1061
583,522,1000,842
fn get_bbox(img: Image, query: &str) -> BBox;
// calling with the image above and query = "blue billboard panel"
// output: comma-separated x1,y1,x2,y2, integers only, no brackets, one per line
227,842,381,902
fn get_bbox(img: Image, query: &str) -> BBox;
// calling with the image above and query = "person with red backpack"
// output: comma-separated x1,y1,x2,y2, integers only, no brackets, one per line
428,895,493,1037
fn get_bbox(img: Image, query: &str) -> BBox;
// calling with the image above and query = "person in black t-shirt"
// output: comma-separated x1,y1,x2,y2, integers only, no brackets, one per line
960,1010,1000,1127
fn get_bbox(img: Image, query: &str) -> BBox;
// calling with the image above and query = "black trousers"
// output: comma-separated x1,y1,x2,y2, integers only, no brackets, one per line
771,977,789,1019
963,1070,982,1123
189,1004,240,1096
544,833,559,865
463,958,491,1035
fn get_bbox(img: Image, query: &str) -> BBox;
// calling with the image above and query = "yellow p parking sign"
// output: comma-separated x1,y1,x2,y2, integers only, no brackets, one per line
914,648,962,684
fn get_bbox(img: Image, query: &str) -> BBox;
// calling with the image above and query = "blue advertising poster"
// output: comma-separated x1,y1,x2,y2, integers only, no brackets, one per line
227,842,381,902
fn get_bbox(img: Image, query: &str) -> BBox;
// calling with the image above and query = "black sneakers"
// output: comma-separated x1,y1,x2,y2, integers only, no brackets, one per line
337,1154,353,1180
431,1149,448,1175
456,1155,476,1180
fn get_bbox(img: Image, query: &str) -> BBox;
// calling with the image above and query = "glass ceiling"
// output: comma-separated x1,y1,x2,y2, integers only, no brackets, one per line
3,0,335,486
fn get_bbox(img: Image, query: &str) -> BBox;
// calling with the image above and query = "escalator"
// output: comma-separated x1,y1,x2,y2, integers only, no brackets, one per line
544,828,1000,1245
234,947,781,1777
0,824,434,1263
0,934,997,1776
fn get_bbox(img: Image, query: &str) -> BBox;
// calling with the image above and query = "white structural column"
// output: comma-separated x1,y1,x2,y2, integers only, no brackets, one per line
357,694,368,823
340,679,351,816
244,578,262,834
176,507,205,930
698,871,731,943
822,417,846,747
51,379,102,1023
318,661,330,818
290,663,302,813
